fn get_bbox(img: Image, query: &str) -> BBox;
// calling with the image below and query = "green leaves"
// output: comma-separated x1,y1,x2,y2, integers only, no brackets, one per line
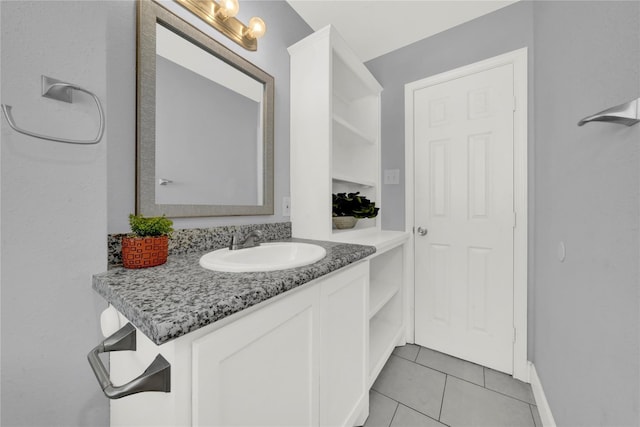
332,192,379,219
128,214,174,237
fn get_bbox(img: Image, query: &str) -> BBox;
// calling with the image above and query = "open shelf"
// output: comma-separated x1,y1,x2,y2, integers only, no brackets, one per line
369,292,404,381
333,114,376,146
369,246,403,317
332,139,377,188
368,248,404,383
370,287,399,319
369,323,404,387
369,317,400,367
332,90,350,106
332,51,378,103
332,173,376,188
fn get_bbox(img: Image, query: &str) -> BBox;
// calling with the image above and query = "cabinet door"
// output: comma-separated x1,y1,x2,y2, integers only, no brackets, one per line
320,262,369,427
192,285,320,427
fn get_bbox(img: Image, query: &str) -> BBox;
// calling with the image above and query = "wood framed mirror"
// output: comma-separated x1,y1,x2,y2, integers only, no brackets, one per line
137,0,274,217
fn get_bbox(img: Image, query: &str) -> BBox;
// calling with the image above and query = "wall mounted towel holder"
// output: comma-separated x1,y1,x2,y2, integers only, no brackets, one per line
1,75,105,144
87,323,171,399
578,97,640,127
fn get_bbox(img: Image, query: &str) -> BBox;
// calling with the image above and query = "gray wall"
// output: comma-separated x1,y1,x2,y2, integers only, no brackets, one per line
107,0,312,233
367,1,640,425
1,1,310,425
1,1,110,425
533,2,639,425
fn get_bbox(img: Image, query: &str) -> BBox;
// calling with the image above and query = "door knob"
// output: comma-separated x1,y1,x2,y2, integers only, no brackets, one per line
417,227,428,236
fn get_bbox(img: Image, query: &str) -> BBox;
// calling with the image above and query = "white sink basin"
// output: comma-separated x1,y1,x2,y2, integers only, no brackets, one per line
199,242,327,272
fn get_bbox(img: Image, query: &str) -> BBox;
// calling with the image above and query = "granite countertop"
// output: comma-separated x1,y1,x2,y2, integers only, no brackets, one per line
93,238,375,345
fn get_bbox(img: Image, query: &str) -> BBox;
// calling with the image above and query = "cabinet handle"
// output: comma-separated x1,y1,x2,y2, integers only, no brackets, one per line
87,323,171,399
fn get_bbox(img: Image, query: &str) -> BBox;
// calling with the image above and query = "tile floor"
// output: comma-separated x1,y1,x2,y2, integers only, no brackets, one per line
365,344,542,427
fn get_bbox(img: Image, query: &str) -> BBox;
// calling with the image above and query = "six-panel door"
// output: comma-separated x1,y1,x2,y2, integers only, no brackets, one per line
413,63,516,374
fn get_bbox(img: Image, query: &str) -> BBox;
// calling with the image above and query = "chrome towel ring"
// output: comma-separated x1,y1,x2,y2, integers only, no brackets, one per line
1,75,105,144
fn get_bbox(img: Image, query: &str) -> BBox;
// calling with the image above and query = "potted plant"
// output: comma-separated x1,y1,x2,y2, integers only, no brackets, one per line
121,214,174,269
332,192,379,229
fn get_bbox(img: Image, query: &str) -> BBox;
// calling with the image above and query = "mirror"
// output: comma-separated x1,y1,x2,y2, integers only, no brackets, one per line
137,0,274,217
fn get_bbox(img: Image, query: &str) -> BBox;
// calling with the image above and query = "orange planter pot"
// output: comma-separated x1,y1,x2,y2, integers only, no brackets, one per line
121,235,169,269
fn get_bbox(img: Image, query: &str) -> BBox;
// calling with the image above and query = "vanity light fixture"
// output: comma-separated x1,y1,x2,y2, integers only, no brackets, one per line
214,0,239,19
245,17,266,40
175,0,266,51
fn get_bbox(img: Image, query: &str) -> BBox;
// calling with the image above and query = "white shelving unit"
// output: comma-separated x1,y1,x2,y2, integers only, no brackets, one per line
328,229,409,386
289,26,409,389
370,247,403,317
289,25,382,240
368,243,405,385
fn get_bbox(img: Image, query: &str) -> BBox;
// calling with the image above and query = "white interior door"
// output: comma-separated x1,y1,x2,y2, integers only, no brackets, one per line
413,63,515,374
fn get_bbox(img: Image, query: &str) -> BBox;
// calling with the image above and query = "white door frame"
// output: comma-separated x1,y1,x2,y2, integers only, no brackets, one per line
404,48,529,381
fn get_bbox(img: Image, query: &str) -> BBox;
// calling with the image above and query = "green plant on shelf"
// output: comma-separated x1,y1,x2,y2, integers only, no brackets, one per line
332,192,379,218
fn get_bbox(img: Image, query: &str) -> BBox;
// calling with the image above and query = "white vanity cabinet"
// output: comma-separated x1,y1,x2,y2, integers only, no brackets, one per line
192,283,320,426
109,261,369,427
319,262,369,427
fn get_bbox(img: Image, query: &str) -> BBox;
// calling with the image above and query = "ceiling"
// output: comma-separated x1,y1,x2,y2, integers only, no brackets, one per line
286,1,518,62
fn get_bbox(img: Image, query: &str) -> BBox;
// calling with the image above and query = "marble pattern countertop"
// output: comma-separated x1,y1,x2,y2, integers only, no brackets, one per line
93,239,375,345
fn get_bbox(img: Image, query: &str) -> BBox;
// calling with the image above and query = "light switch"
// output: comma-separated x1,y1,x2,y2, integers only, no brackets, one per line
384,169,400,185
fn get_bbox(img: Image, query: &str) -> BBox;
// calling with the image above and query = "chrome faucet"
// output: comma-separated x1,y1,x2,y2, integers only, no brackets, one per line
229,230,263,250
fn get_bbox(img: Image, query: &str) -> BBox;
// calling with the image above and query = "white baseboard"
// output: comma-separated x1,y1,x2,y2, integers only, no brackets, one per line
529,362,557,427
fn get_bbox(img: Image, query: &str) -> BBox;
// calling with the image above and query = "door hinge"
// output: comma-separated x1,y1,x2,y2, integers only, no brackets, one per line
512,212,517,228
513,327,517,343
512,96,517,112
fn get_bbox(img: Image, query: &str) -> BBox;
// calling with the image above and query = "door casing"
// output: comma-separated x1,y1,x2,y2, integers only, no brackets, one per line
404,48,529,382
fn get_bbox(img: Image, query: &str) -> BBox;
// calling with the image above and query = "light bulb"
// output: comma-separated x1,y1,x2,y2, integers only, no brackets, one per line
246,17,266,39
216,0,239,19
